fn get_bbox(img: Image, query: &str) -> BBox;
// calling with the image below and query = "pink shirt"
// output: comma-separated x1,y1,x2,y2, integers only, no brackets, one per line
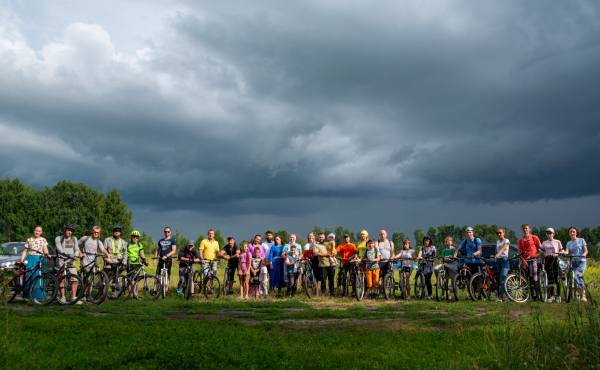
539,240,563,256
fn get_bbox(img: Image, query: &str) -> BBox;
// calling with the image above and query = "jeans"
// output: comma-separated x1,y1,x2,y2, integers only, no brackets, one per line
260,281,268,298
424,273,433,296
572,259,587,290
496,257,510,298
544,257,561,296
287,272,299,296
320,266,334,293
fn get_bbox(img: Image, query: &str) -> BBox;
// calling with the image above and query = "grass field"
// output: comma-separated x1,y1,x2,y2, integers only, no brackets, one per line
1,261,599,369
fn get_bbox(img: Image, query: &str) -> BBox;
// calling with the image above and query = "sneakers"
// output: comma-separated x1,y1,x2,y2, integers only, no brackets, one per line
547,296,555,303
426,296,433,299
176,289,182,294
59,296,67,304
494,297,502,302
74,300,83,305
555,296,561,303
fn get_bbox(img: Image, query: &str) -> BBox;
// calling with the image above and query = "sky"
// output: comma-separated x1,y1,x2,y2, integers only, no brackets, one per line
1,0,599,242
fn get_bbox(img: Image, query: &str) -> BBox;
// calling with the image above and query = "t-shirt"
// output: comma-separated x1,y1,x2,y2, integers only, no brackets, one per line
518,235,541,259
496,239,510,258
362,248,381,270
55,236,80,266
178,247,200,268
313,242,330,267
304,243,314,258
401,249,414,268
251,257,262,272
566,238,587,257
378,240,393,262
25,237,47,256
286,254,300,273
441,247,458,272
283,243,301,258
336,243,358,265
259,266,269,282
78,236,104,267
127,242,145,264
199,239,220,260
223,243,240,265
262,241,274,259
461,238,483,264
419,246,436,274
540,240,563,256
157,238,177,258
357,242,367,260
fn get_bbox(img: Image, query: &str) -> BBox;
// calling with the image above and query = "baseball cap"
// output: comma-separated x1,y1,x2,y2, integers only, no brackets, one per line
227,236,234,240
186,240,195,246
466,227,474,232
546,227,555,234
343,234,350,238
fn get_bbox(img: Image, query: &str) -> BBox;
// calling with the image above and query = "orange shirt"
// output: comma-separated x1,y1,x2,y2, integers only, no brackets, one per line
336,243,358,265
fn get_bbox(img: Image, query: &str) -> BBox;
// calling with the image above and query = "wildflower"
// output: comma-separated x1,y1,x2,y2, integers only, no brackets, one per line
555,347,560,352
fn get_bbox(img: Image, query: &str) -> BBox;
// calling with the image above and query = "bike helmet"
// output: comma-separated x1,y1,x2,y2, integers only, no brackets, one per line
131,230,141,237
65,224,76,231
423,235,433,245
112,225,122,232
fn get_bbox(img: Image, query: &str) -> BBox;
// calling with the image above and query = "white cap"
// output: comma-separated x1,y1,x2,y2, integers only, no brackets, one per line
466,227,474,232
327,233,335,239
546,227,555,234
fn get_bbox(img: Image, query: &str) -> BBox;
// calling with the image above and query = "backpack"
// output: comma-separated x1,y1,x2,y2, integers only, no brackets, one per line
81,236,100,255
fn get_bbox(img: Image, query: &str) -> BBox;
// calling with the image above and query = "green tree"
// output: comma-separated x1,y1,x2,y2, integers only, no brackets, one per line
173,228,188,251
312,226,322,237
413,228,425,247
391,232,406,254
214,228,226,248
195,233,205,248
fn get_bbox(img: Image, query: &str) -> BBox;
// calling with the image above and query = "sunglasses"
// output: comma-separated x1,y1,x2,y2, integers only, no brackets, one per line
132,236,139,238
496,231,502,235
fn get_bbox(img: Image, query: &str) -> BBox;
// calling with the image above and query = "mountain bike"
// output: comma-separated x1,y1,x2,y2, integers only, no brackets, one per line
451,257,475,301
413,259,429,300
51,253,84,305
152,256,172,299
467,256,499,301
193,259,221,300
179,258,197,300
222,259,236,297
1,257,58,305
504,256,535,303
353,260,366,301
124,259,161,301
78,252,109,304
104,260,131,302
300,258,319,299
561,255,587,303
335,258,353,297
435,256,454,302
383,258,405,300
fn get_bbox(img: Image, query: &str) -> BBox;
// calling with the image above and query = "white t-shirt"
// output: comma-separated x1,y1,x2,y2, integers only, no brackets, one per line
496,239,510,258
259,266,269,282
262,241,274,259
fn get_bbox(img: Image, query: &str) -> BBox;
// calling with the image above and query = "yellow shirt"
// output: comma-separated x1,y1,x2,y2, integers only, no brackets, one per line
199,239,220,260
357,242,367,259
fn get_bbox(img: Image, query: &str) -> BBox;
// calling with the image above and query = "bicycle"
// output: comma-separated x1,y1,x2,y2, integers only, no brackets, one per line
451,257,476,301
193,259,221,300
434,256,454,302
222,259,236,297
104,260,132,302
123,259,161,301
352,260,366,301
561,255,587,303
335,258,354,297
467,256,499,301
299,258,319,299
503,256,537,303
383,258,405,300
78,252,109,304
51,253,84,305
413,258,431,300
152,256,172,299
1,257,58,306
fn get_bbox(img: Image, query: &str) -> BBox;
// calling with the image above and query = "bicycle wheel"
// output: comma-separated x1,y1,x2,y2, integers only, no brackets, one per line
414,272,425,300
383,273,395,300
184,272,193,300
398,273,407,299
539,270,548,302
58,274,84,305
504,272,529,303
133,276,160,301
161,271,168,299
88,270,108,304
29,273,58,306
203,275,221,300
435,272,446,302
336,272,347,297
305,271,319,299
355,271,365,301
222,268,231,296
193,270,203,284
566,270,574,303
107,274,128,302
452,273,469,301
121,275,134,302
1,272,17,303
468,272,491,301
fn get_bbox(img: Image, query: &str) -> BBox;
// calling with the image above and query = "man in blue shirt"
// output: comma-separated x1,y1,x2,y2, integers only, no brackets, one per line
454,227,483,273
154,227,177,293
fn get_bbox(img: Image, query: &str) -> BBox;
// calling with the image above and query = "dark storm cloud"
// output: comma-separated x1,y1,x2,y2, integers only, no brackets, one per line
1,0,600,222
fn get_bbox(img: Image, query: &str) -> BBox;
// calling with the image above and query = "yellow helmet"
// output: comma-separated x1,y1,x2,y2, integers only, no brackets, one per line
131,230,141,237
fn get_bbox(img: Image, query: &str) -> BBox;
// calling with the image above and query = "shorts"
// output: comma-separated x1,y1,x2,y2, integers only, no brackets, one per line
365,269,380,288
203,262,217,276
58,259,79,281
127,264,142,273
179,266,194,284
227,264,238,281
527,259,538,279
156,259,173,277
378,261,390,278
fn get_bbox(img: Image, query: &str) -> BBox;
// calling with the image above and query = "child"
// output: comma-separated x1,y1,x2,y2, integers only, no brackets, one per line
327,233,337,266
238,242,251,299
259,259,269,299
285,245,300,297
401,240,416,299
249,247,262,298
362,238,381,300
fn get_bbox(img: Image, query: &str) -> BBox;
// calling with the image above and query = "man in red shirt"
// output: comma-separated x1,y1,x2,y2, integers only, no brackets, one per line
518,223,542,298
336,234,358,295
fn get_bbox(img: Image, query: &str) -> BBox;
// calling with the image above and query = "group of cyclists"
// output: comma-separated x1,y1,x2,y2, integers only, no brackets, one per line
5,222,590,304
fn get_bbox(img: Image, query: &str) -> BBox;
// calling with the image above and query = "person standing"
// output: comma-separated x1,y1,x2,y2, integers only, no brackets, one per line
268,235,286,294
362,238,382,300
222,236,240,295
249,235,265,258
259,259,269,299
153,227,177,293
20,225,51,300
285,245,301,297
104,225,128,270
401,240,416,299
262,231,275,261
238,242,251,299
199,229,221,277
518,224,542,299
282,234,301,287
304,232,320,282
249,247,262,297
55,224,83,304
566,227,588,302
177,240,201,297
454,227,483,273
313,232,334,295
356,231,369,258
434,237,458,296
335,234,358,291
377,230,395,298
537,228,564,303
127,230,146,273
416,236,436,299
492,227,511,302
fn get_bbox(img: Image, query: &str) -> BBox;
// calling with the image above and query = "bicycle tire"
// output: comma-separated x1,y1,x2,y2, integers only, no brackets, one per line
184,272,193,300
57,274,84,305
305,271,319,299
121,276,134,302
414,272,425,300
223,268,231,296
435,272,445,302
336,272,347,297
504,272,529,303
1,272,18,303
203,275,221,300
452,273,469,301
539,270,548,302
161,270,168,299
29,273,58,306
468,272,491,301
566,270,574,303
398,272,407,299
355,271,365,301
134,276,160,301
383,272,395,300
107,274,128,302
